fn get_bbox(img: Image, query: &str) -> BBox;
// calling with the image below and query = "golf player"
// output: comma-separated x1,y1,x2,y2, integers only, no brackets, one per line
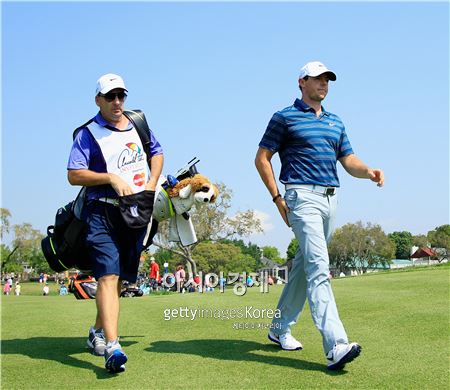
255,61,384,370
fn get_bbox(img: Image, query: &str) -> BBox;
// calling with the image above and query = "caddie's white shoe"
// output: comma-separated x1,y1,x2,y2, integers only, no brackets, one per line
87,326,106,356
268,330,303,351
326,342,361,370
104,341,127,373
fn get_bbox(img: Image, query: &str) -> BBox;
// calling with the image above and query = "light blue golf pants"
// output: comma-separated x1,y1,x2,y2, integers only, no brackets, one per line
271,187,348,354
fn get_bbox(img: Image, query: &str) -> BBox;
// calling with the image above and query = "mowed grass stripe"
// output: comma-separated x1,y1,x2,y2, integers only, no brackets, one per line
1,265,449,389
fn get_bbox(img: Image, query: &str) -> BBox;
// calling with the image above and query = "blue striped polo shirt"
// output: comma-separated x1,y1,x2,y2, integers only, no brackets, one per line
259,98,353,187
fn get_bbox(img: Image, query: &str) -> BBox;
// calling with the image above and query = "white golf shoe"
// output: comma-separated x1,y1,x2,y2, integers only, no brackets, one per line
326,342,361,370
268,330,303,351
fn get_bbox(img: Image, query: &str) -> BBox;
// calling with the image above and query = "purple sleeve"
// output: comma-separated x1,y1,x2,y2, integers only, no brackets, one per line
67,128,95,170
149,130,163,156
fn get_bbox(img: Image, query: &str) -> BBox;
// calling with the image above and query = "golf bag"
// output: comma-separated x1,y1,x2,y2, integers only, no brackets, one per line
120,283,144,298
41,188,92,273
68,274,143,300
68,274,97,300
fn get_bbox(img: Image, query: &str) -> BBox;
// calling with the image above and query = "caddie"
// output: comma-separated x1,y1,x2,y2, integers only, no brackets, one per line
67,73,164,373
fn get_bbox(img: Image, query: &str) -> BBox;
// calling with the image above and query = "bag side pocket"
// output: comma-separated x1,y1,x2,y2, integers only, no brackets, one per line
119,190,155,229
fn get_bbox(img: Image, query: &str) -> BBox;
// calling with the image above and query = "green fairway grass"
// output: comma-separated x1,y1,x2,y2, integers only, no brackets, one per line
1,265,449,389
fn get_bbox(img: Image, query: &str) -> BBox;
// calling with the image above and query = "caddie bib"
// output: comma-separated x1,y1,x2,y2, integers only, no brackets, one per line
87,122,149,194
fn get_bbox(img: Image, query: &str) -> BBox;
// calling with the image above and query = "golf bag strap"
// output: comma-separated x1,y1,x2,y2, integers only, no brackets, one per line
123,109,152,164
73,118,94,140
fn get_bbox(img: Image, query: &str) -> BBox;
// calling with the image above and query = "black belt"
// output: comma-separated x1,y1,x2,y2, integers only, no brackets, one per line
284,184,337,196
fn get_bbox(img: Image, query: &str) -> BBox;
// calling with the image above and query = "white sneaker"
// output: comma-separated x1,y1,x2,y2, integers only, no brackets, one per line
104,340,127,373
87,326,106,356
268,330,302,351
326,342,361,370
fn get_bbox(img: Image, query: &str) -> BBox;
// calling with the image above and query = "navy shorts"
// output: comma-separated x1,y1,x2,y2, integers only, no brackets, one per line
83,200,147,283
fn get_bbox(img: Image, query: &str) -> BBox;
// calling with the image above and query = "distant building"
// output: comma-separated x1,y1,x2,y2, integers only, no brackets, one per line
410,247,436,259
410,246,446,266
258,256,288,283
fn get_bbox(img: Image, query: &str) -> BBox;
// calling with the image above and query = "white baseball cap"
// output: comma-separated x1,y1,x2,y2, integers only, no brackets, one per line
298,61,337,81
95,73,128,95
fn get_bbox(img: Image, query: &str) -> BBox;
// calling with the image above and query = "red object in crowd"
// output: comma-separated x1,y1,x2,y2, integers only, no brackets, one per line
149,262,160,279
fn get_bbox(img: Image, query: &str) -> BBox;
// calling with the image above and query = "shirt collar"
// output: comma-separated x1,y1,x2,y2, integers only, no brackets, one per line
294,98,329,116
94,112,133,130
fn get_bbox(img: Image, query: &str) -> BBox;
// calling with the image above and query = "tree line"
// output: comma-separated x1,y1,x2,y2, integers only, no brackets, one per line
286,222,449,274
1,208,51,274
1,187,449,276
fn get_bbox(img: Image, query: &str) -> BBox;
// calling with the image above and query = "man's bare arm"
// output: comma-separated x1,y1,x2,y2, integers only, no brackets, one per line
255,147,290,227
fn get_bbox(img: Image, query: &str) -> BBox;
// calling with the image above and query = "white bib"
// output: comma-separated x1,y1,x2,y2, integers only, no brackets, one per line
87,122,149,194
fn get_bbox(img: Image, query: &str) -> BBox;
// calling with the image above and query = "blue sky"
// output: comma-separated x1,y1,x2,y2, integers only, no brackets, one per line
2,1,449,255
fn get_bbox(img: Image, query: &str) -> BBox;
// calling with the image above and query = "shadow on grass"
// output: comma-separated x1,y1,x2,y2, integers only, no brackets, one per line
1,336,139,379
146,339,347,375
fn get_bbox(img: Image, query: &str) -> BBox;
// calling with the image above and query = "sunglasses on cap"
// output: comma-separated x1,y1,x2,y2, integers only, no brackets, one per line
98,91,127,102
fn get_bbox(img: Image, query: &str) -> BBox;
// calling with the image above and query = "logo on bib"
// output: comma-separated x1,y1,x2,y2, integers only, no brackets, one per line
118,143,145,170
133,173,145,186
126,143,142,154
